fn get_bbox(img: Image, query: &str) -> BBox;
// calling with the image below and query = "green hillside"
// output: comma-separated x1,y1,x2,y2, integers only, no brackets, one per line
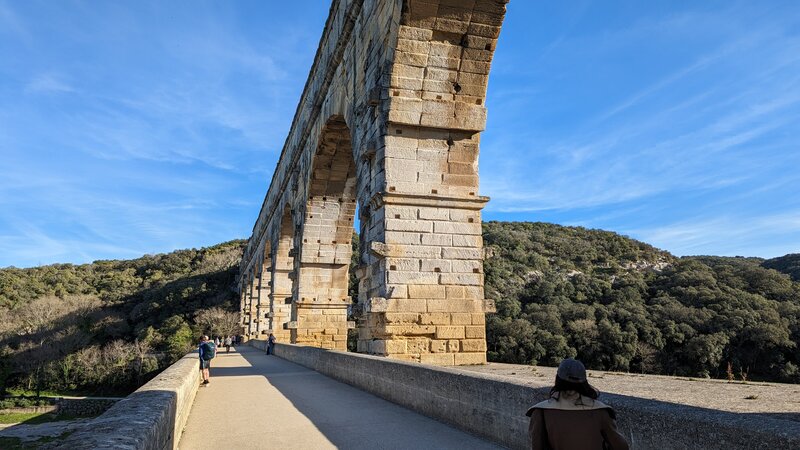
1,222,798,395
483,221,800,383
763,253,800,282
0,240,245,395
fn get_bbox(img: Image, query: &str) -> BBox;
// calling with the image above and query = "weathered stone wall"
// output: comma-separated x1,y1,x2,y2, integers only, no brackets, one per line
55,398,119,417
55,353,200,450
237,0,509,365
267,342,800,450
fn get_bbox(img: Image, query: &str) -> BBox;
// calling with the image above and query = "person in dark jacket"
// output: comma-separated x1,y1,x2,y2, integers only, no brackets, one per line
198,335,213,385
526,358,629,450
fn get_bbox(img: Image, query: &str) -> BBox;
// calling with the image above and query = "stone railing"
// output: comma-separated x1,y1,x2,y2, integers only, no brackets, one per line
260,342,800,450
55,397,120,417
55,352,200,450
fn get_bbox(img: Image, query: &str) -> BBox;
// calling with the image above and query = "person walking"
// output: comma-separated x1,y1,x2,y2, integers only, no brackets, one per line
526,358,629,450
198,335,216,385
266,333,276,355
224,336,232,353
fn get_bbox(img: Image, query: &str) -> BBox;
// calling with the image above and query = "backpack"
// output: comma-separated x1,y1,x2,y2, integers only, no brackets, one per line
202,342,216,360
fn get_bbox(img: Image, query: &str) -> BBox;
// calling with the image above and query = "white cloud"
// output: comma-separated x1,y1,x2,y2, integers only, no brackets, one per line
25,74,74,94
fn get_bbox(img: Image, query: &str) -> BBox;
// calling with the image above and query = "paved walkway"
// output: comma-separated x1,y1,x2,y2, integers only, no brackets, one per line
179,346,501,450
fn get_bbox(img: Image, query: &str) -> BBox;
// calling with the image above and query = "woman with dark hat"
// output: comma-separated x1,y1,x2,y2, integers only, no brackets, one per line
526,358,629,450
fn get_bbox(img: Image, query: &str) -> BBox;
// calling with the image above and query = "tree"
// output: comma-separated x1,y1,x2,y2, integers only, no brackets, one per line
194,307,240,338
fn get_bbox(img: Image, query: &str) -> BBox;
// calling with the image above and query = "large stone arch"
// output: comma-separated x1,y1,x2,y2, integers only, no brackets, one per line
289,116,359,350
239,0,507,365
269,204,296,343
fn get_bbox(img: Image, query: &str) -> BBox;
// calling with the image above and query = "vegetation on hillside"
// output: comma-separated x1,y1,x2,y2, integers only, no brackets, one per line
483,222,800,383
0,240,245,395
2,221,798,394
763,253,800,282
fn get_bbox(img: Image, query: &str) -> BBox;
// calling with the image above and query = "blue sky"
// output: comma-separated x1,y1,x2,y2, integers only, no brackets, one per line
1,0,799,268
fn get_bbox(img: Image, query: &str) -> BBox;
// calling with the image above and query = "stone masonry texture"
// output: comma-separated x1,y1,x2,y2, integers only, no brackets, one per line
237,0,508,365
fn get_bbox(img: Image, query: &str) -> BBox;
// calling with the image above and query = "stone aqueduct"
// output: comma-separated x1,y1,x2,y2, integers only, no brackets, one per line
238,0,508,365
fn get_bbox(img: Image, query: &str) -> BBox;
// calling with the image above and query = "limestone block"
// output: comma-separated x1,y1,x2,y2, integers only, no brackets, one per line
387,271,439,285
385,257,420,272
419,312,450,325
384,313,420,324
418,206,450,220
452,234,482,247
454,352,487,365
385,325,435,336
420,258,452,273
421,233,453,246
451,260,482,273
398,26,434,41
461,339,487,352
435,326,465,339
471,313,486,325
408,284,446,299
430,339,448,353
420,353,455,365
428,299,483,313
406,338,429,354
445,286,466,298
385,219,433,233
396,51,428,68
439,273,482,286
450,313,472,325
433,222,481,235
441,247,482,259
447,339,461,352
465,325,485,339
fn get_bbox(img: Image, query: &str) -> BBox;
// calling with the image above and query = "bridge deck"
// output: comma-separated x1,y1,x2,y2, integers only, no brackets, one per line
179,346,501,450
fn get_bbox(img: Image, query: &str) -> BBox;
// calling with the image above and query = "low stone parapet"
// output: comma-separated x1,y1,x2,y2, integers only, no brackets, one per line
55,397,120,417
264,342,800,450
55,352,200,450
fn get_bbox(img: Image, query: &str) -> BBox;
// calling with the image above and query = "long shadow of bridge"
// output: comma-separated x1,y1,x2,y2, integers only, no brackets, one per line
178,346,501,450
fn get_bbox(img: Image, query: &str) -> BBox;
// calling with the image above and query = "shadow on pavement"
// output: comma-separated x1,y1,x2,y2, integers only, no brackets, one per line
221,346,500,450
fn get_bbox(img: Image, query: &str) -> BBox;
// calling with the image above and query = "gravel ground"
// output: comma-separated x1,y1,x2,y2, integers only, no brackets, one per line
459,363,800,422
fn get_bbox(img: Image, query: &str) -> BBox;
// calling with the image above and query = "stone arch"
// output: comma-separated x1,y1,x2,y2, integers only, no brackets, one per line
292,116,358,350
269,204,295,343
253,249,272,338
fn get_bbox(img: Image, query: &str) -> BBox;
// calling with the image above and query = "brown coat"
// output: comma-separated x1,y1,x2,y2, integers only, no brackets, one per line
526,392,629,450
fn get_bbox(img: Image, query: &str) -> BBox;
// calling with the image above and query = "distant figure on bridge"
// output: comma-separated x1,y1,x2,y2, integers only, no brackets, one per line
526,358,629,450
198,335,216,385
225,336,232,353
266,333,276,355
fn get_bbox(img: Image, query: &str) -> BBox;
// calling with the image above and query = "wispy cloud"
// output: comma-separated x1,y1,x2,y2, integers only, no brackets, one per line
481,3,800,256
25,73,74,94
629,211,800,257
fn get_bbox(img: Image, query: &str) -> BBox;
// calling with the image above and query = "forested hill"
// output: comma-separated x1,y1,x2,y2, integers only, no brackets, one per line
763,253,800,281
483,221,800,383
1,223,798,394
0,240,245,395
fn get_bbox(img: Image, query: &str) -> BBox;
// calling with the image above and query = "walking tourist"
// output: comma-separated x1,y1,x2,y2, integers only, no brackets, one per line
266,333,276,355
198,335,216,385
526,358,629,450
225,336,232,353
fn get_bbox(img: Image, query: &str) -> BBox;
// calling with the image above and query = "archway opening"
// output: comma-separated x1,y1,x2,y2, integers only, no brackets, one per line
296,116,359,351
270,205,295,343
